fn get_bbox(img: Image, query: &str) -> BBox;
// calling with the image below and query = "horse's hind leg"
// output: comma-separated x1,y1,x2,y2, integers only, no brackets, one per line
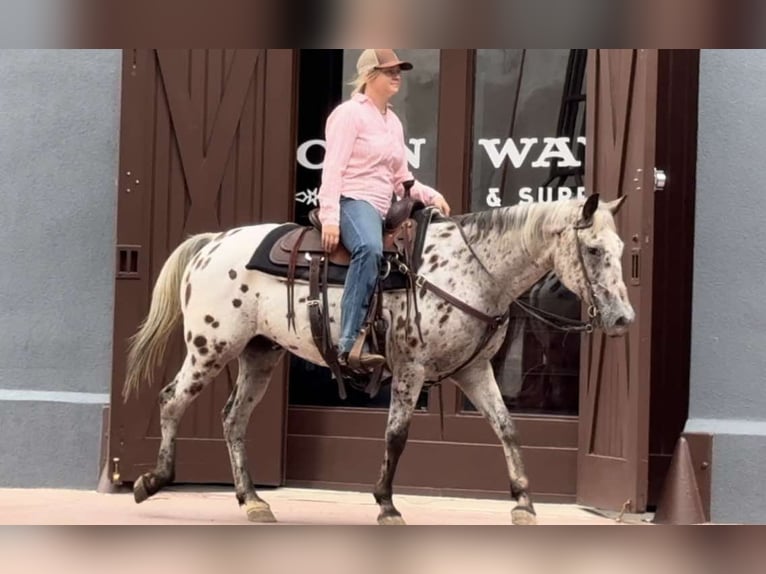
373,363,425,525
133,353,203,502
133,341,239,504
452,360,537,525
221,336,284,523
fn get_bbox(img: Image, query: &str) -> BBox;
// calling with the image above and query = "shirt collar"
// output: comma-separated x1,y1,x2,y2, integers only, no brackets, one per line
352,92,392,110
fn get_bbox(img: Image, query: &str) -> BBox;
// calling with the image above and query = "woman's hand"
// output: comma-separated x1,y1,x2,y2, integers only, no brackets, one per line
432,196,451,216
322,224,341,253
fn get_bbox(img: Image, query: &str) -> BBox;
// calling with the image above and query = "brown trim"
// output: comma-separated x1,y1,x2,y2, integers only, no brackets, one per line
262,49,300,484
434,49,474,414
647,49,699,505
285,435,576,498
435,49,474,215
289,407,577,447
442,413,577,447
284,480,575,504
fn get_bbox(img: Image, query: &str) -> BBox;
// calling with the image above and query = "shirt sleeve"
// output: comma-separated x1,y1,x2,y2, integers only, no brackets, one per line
392,119,443,206
317,103,358,227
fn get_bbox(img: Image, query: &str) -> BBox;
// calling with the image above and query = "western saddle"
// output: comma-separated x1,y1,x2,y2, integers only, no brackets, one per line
272,181,433,400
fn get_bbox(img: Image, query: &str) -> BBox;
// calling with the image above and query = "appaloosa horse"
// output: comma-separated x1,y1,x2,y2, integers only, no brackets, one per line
121,193,634,525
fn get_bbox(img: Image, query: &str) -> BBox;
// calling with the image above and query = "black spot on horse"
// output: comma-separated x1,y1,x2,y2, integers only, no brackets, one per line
188,382,204,395
240,284,249,293
396,317,406,330
212,321,220,328
199,347,209,356
298,297,306,303
214,342,227,354
191,356,197,366
439,315,449,326
428,254,439,265
232,299,242,308
193,372,202,380
186,330,192,342
185,283,192,306
193,335,207,348
203,359,215,368
204,315,215,324
228,269,237,280
424,244,435,254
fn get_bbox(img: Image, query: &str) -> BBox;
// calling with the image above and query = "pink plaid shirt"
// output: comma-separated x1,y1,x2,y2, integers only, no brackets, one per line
317,92,443,227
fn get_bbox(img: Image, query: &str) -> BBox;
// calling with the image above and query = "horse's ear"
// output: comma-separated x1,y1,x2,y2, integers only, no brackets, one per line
582,193,600,221
603,195,627,216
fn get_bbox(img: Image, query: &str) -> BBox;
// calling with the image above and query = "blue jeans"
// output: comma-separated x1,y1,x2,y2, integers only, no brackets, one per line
338,197,383,354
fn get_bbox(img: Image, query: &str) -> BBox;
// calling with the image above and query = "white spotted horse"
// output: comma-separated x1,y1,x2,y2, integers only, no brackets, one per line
121,191,634,525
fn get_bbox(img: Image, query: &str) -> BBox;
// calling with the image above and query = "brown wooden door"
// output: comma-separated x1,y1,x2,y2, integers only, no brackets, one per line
577,49,658,513
109,49,296,486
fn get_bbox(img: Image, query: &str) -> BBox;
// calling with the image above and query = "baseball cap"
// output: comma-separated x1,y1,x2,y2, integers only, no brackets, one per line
356,49,414,76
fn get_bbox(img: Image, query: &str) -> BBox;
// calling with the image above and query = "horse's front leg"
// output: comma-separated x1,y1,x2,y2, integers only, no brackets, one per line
452,360,537,525
373,362,425,525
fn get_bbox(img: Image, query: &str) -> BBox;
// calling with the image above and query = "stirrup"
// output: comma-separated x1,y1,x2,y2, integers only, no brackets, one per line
347,327,386,371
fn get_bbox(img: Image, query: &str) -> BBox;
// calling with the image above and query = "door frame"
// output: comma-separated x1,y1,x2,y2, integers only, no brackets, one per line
285,50,578,501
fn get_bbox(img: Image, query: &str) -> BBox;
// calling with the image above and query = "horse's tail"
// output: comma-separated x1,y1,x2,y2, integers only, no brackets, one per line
121,232,217,402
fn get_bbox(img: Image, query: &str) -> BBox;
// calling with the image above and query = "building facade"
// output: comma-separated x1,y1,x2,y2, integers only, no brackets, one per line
0,48,763,523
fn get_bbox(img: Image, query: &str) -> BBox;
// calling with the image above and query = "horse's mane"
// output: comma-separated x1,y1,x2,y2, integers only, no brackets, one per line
451,200,582,255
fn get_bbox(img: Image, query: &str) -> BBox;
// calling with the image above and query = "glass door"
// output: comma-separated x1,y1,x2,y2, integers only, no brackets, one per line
463,49,587,417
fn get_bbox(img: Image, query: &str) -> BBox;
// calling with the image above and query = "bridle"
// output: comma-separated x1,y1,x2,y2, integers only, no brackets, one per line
512,218,601,334
393,214,600,386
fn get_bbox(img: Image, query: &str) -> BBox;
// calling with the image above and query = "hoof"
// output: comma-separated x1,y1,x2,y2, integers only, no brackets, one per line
378,514,407,525
133,474,150,504
246,501,277,523
511,506,538,525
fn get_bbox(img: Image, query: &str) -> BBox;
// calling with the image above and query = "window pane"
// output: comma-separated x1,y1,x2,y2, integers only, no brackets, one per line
465,50,587,416
289,49,440,409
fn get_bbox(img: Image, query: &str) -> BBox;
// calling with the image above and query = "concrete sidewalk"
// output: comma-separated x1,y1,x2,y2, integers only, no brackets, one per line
0,485,649,525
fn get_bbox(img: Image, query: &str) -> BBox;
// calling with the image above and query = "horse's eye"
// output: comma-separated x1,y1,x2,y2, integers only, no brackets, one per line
587,247,601,257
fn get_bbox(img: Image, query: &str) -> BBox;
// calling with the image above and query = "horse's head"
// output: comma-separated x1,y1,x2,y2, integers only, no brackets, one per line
548,194,635,337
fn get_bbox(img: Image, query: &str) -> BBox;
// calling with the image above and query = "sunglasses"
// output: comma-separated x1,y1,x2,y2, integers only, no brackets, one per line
378,67,402,77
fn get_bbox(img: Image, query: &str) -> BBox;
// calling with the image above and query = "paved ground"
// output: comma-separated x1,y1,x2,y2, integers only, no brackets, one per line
0,485,649,525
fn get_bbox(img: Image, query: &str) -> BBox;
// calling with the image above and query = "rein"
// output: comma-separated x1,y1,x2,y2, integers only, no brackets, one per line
449,214,600,335
504,219,601,334
394,212,601,389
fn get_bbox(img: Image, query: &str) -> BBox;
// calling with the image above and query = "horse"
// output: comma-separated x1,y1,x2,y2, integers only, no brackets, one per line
121,193,634,525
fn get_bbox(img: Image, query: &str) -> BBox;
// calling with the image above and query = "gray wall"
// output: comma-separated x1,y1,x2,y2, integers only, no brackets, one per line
686,49,766,523
0,50,121,488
